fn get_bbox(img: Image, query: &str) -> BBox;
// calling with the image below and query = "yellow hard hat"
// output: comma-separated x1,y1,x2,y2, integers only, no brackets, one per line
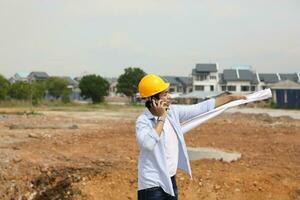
138,74,170,98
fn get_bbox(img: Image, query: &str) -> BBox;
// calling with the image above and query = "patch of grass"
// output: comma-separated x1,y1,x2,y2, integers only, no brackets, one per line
0,100,32,108
130,102,144,108
268,100,300,110
0,110,41,116
269,100,279,109
0,99,144,112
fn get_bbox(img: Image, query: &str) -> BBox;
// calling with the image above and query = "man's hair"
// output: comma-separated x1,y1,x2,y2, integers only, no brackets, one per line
145,92,161,109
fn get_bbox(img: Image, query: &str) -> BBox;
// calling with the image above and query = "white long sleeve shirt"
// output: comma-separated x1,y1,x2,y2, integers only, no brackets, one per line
135,89,272,196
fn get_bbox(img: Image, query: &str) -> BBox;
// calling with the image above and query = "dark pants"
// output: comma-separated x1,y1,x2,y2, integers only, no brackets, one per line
138,176,178,200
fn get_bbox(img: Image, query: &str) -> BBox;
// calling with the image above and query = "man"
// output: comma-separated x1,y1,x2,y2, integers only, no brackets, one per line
136,74,246,200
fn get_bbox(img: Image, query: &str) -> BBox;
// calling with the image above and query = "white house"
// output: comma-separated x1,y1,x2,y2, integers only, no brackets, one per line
258,73,299,90
9,72,30,83
28,71,49,82
162,76,193,94
219,69,258,94
105,77,120,97
192,63,219,92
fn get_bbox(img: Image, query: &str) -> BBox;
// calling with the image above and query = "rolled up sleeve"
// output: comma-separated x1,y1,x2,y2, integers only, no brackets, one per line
136,116,160,151
173,98,216,123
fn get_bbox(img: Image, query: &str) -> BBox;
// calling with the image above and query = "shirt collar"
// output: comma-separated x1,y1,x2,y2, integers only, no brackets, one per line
144,108,158,120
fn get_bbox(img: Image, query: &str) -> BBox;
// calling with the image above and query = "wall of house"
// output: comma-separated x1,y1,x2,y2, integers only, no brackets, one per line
109,82,118,97
221,81,255,93
169,84,177,93
273,89,300,108
257,82,273,90
169,84,188,94
193,72,219,92
186,85,193,93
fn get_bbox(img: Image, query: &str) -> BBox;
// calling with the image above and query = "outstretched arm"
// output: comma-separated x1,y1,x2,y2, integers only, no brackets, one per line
173,99,216,123
173,94,246,123
215,94,246,108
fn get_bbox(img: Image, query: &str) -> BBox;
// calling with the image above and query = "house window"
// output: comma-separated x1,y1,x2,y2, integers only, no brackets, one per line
251,86,256,91
169,88,175,93
195,85,204,91
210,76,216,80
241,86,250,92
177,87,183,92
210,85,214,91
221,86,227,91
195,73,209,81
227,85,236,91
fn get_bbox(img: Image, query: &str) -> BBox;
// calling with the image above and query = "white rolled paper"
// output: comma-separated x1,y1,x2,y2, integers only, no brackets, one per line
181,88,272,134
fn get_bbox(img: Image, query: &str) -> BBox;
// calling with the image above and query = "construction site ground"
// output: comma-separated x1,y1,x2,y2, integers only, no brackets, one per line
0,106,299,200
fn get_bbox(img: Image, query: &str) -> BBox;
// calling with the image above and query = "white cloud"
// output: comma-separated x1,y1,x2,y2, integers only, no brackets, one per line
58,0,184,17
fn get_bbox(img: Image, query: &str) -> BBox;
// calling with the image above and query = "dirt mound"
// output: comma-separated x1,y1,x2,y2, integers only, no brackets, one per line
0,109,299,200
31,164,112,200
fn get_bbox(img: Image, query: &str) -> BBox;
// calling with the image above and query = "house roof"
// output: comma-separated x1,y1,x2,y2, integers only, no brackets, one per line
221,69,258,84
29,71,49,79
239,70,257,82
162,76,192,87
15,72,30,78
177,76,193,86
270,80,300,89
223,69,237,81
163,76,180,85
61,76,79,86
193,63,218,74
279,73,298,82
258,73,279,84
74,76,82,82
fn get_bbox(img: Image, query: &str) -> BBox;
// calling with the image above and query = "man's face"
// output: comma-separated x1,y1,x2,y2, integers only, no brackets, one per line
159,89,171,107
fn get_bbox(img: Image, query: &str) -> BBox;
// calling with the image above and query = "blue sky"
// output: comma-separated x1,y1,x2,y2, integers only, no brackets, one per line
0,0,299,78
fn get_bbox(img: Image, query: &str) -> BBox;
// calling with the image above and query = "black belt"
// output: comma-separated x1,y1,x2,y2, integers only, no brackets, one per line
139,175,176,192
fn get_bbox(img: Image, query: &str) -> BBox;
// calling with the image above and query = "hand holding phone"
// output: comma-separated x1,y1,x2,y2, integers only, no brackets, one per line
151,99,168,117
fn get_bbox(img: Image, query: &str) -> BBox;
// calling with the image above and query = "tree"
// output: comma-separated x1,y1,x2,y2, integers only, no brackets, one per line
117,67,146,101
46,77,68,99
0,75,10,100
79,74,109,103
9,81,31,100
61,89,71,104
31,81,47,105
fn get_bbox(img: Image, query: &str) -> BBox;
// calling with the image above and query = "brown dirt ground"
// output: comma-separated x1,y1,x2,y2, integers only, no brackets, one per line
0,108,299,200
